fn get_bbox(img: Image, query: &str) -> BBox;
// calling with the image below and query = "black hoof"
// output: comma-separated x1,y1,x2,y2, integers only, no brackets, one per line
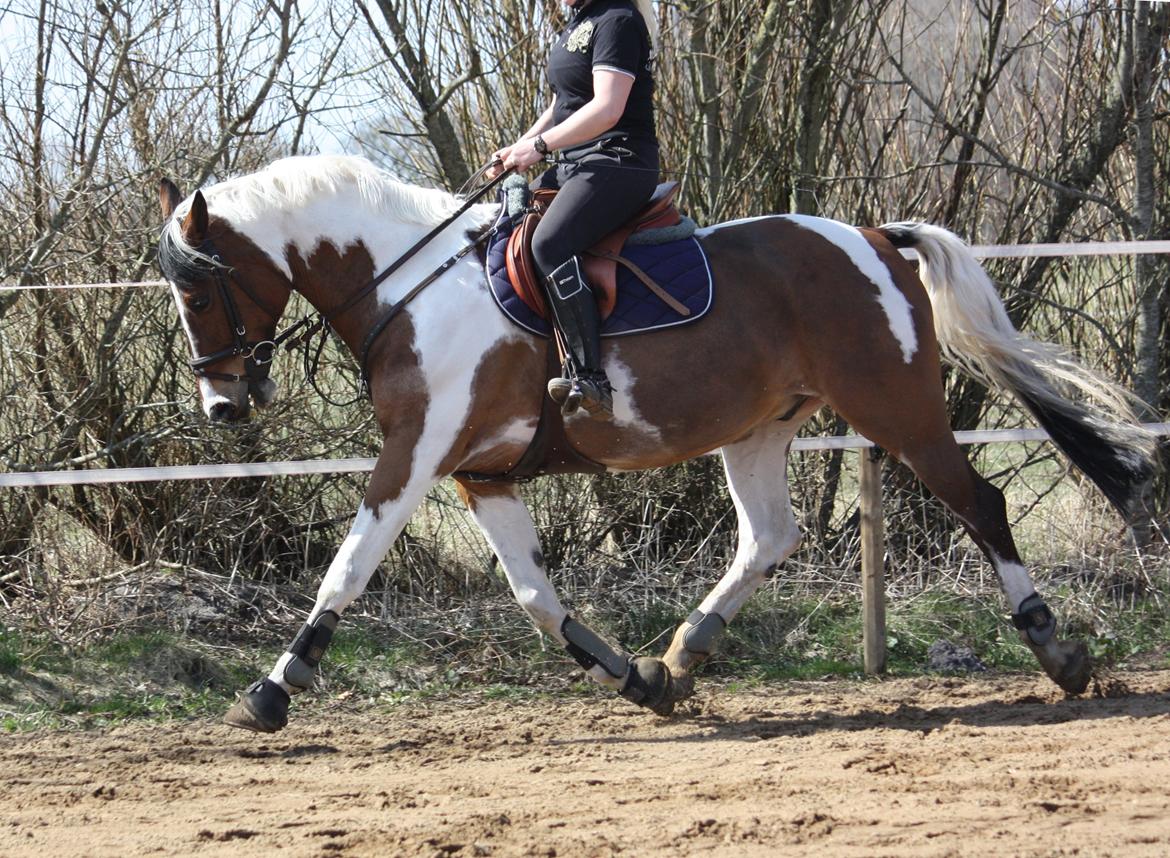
224,678,290,733
1029,638,1092,695
620,657,681,716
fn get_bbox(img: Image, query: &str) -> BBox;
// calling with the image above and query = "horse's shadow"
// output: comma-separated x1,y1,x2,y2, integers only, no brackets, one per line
551,681,1170,746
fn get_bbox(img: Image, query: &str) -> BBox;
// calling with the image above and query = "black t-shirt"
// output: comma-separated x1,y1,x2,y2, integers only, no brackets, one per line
547,0,656,150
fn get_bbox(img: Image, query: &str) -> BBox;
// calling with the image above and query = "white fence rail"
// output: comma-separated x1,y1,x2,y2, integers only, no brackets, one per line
2,238,1169,293
2,424,1168,488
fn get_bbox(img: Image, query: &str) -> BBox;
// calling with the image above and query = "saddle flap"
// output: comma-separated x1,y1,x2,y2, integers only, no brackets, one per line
506,213,547,317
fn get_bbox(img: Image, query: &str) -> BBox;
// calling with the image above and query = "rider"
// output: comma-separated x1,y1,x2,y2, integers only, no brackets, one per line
492,0,660,416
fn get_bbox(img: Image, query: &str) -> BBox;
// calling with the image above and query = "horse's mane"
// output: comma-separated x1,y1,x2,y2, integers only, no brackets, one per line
161,155,466,259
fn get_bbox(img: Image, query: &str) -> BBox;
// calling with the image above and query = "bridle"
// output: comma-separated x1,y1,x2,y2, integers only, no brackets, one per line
175,237,289,401
163,164,512,403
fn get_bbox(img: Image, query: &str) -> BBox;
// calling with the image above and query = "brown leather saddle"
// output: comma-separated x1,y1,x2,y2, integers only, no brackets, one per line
505,181,691,320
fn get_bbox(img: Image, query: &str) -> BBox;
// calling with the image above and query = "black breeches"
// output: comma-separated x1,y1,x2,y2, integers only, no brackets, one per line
530,144,659,276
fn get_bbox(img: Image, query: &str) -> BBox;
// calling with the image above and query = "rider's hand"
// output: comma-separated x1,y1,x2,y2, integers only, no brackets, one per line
485,148,511,179
496,138,545,173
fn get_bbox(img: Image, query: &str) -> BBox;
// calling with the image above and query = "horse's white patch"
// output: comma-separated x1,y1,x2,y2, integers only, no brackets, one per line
467,492,567,635
464,418,540,465
989,554,1037,613
465,490,626,692
167,155,489,285
698,422,802,621
312,501,400,613
602,350,663,442
269,499,407,694
404,252,526,484
783,215,918,364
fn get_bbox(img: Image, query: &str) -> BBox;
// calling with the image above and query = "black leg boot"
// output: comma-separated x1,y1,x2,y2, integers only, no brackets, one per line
542,258,613,416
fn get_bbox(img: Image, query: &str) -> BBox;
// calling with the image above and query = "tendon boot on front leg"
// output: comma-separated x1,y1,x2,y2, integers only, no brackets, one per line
542,258,613,418
1013,593,1091,695
560,616,677,716
224,611,340,733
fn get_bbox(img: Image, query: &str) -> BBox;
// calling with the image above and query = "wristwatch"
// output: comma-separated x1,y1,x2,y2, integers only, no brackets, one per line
533,135,550,156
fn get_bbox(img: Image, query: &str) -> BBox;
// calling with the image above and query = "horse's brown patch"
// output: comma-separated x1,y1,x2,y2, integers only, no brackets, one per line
360,311,429,511
286,238,429,512
561,219,828,467
286,240,382,360
437,337,544,479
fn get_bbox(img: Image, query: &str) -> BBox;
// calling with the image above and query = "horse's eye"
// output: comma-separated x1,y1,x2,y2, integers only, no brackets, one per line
187,292,211,312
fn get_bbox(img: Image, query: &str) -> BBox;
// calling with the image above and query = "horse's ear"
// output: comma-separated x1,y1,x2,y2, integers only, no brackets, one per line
159,178,183,219
181,189,209,242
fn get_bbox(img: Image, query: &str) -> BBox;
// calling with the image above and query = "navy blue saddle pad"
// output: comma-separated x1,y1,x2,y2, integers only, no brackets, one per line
483,206,714,338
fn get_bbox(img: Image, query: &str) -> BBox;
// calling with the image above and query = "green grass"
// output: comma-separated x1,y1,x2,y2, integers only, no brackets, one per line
3,573,1169,733
0,629,276,732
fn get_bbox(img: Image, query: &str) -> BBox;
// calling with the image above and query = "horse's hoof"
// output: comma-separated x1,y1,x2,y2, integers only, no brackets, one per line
619,657,694,716
1029,638,1092,695
224,678,289,733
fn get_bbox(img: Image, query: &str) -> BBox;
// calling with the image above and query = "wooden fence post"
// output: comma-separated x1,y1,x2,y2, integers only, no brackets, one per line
859,446,887,674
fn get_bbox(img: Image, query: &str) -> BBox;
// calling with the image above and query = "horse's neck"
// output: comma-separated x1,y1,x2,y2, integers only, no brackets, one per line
273,196,509,370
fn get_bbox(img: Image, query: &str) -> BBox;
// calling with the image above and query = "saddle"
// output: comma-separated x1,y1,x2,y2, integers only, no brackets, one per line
505,182,690,320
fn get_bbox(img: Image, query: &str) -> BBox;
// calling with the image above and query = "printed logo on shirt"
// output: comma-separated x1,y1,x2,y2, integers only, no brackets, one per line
565,20,594,53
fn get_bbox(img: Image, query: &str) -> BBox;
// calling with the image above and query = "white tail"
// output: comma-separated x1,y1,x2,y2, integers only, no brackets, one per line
879,221,1157,516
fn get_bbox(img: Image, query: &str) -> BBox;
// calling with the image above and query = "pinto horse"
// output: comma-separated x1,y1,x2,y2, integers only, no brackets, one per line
157,155,1154,733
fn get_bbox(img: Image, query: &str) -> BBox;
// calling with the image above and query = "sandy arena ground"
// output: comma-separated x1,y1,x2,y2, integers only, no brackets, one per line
2,669,1169,857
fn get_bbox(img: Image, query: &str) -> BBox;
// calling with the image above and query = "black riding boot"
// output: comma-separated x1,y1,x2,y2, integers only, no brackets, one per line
543,257,613,416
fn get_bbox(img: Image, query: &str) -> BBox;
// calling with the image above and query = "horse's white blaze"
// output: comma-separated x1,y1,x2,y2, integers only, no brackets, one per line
783,215,918,364
168,282,236,416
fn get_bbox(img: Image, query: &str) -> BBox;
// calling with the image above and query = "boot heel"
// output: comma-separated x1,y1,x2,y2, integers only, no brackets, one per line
561,386,583,416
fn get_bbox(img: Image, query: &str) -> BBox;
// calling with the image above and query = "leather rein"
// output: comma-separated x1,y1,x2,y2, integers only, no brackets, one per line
174,166,512,401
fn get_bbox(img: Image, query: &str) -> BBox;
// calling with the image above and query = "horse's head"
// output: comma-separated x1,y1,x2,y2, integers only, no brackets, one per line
158,178,292,423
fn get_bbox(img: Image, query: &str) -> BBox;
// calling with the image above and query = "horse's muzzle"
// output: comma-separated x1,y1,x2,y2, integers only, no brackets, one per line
208,399,251,423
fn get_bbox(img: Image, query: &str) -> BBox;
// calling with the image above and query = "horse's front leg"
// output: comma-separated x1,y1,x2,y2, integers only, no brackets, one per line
455,478,683,715
225,447,436,733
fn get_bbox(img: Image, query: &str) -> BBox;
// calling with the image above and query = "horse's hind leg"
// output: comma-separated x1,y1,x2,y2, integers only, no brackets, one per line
661,418,805,696
834,397,1091,694
454,478,685,715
